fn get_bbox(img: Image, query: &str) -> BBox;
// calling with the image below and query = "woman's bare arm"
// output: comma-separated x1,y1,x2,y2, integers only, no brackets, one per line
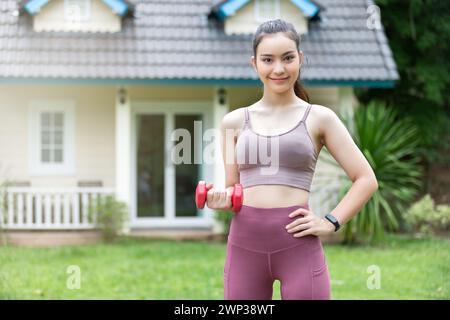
319,106,379,226
208,110,241,212
220,111,241,189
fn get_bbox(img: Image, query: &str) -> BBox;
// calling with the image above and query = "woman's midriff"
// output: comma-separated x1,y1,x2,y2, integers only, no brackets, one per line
228,203,322,253
243,185,310,208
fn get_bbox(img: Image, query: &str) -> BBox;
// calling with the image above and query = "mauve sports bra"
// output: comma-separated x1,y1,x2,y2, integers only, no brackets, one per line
235,104,318,192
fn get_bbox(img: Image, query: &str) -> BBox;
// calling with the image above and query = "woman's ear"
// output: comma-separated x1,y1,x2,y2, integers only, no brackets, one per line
250,56,257,72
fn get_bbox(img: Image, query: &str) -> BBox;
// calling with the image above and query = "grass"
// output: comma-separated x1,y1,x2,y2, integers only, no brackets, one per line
0,233,448,300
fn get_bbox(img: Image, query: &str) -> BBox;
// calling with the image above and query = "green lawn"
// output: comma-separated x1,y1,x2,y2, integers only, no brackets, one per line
0,233,448,300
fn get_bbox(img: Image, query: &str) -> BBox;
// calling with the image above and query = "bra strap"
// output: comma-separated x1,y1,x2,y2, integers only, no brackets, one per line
244,107,251,128
302,104,312,122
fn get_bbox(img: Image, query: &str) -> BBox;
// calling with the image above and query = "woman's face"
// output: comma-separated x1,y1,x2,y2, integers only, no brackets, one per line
251,32,303,94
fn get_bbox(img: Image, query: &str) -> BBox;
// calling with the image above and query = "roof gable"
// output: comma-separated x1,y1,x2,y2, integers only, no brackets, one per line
24,0,129,17
211,0,320,21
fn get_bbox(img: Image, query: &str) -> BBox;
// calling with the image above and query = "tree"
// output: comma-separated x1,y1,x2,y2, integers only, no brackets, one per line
356,0,450,169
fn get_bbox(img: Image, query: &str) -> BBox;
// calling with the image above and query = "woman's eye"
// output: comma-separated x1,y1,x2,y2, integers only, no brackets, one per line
262,56,294,63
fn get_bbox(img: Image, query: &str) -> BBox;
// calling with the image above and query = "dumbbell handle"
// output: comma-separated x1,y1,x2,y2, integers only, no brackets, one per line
195,180,243,213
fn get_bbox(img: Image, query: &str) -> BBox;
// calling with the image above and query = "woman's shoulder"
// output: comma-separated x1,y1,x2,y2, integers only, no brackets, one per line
221,105,254,130
310,103,338,122
309,104,342,144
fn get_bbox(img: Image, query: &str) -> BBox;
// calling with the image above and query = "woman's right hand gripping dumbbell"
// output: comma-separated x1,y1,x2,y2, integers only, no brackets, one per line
195,181,243,213
205,183,235,210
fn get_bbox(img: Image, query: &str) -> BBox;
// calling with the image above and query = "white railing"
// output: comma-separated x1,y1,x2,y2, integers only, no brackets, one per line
0,187,114,230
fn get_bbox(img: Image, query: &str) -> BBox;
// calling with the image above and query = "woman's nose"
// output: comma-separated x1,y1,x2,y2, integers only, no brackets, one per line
273,63,285,73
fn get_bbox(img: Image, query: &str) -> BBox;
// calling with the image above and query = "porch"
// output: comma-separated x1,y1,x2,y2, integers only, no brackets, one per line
0,186,114,230
1,178,340,228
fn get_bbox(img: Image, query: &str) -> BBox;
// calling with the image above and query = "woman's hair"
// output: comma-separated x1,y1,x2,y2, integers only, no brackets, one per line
252,19,309,102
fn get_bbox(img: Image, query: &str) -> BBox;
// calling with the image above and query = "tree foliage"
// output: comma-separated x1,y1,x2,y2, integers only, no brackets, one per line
356,0,450,165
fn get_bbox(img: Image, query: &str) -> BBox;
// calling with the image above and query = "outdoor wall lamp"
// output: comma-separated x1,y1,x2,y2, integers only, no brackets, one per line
218,87,227,105
118,87,127,105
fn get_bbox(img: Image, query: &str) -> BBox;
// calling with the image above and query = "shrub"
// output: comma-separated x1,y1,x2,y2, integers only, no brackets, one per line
214,209,234,236
89,195,128,243
404,194,450,236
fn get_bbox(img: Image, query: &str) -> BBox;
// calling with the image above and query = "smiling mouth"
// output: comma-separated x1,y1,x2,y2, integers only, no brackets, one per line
270,77,289,81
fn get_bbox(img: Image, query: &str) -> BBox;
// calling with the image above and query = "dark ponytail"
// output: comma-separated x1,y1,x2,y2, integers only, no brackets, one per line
252,19,309,103
294,77,310,102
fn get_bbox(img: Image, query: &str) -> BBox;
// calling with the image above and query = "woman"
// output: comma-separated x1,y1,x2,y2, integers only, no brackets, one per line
206,19,378,300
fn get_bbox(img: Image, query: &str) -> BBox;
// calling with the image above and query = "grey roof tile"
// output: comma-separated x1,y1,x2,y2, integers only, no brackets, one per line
0,0,398,83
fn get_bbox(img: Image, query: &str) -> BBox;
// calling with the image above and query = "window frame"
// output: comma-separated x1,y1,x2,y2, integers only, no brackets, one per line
28,100,76,176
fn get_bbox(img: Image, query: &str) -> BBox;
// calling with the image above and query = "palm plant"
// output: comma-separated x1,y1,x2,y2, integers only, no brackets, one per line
318,101,424,244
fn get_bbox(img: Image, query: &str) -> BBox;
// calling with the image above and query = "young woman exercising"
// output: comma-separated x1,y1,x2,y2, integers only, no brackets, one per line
206,19,378,300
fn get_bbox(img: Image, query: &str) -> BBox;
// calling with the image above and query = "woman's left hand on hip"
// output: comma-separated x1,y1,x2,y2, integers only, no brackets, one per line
285,207,335,237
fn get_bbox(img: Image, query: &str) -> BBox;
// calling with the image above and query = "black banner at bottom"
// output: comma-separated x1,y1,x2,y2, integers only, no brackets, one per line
0,300,447,319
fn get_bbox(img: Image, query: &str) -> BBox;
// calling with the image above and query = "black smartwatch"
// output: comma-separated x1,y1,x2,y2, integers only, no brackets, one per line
324,213,341,232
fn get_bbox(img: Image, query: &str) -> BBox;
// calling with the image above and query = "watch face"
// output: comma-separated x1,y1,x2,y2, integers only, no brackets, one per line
327,214,337,223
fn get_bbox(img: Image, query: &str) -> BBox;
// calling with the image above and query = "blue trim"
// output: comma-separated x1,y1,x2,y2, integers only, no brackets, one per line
24,0,49,15
217,0,250,21
290,0,320,18
101,0,129,17
0,77,396,88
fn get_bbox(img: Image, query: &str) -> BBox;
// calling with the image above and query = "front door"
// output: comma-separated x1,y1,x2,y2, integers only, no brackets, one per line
131,103,212,228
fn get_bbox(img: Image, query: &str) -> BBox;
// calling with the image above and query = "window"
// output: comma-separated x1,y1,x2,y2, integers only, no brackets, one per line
29,101,75,176
64,0,91,22
40,112,64,163
255,0,280,22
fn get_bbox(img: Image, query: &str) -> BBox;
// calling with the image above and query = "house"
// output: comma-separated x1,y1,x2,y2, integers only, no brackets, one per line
0,0,398,246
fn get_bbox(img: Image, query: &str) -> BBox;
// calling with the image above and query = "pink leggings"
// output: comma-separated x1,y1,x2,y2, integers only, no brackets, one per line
224,204,331,300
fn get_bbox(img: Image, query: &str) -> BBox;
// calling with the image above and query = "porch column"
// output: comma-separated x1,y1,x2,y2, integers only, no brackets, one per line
211,86,230,234
338,87,357,133
115,86,131,234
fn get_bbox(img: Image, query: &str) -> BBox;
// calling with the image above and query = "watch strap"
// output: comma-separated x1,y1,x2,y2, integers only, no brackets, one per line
325,213,340,232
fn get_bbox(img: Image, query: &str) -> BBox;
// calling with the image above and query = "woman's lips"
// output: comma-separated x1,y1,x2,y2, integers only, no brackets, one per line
270,77,289,83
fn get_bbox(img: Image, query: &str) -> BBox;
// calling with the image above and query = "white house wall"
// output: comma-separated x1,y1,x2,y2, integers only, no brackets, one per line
0,85,116,187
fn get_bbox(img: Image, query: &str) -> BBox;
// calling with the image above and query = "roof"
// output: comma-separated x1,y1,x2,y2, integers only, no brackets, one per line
0,0,399,87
